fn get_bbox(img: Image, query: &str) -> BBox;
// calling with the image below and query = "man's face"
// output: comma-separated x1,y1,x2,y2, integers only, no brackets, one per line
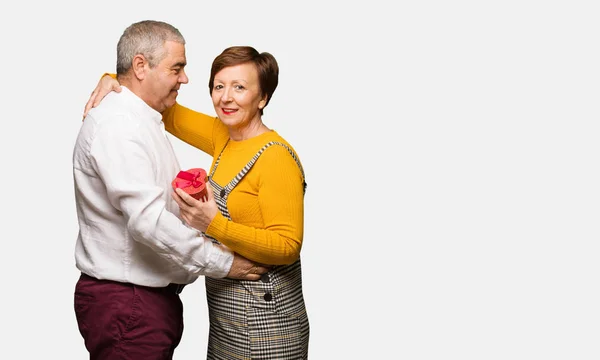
144,40,188,112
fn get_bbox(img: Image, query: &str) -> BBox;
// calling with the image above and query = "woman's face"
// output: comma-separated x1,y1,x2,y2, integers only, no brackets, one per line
211,63,267,132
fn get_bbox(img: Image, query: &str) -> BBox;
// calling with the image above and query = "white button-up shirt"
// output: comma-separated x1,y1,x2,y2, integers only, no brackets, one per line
73,86,232,287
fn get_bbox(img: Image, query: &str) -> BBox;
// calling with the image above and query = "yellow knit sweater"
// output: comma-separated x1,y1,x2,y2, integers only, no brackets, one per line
163,103,305,265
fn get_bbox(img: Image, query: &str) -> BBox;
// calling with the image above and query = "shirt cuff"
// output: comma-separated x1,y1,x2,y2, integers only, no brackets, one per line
203,241,234,278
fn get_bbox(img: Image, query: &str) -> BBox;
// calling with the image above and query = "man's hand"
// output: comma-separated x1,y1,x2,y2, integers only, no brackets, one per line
227,252,270,281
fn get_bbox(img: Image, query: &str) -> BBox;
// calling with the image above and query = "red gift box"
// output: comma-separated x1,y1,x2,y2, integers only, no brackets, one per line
172,168,208,201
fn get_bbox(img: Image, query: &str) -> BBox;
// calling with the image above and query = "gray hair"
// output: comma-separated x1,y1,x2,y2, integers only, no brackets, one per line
116,20,185,75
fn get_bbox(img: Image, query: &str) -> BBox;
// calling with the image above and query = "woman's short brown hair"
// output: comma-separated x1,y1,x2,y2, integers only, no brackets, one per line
209,46,279,115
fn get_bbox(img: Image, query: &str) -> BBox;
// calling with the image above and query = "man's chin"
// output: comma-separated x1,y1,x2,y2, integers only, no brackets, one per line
164,98,177,109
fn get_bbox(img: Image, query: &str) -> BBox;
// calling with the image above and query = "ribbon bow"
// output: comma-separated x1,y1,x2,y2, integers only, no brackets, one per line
174,170,204,188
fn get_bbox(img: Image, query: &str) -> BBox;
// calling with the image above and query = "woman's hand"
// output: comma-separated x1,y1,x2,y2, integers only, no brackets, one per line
172,186,219,232
82,74,122,118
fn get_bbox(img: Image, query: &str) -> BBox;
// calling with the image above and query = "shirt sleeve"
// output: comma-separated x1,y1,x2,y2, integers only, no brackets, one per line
205,145,305,265
88,113,233,278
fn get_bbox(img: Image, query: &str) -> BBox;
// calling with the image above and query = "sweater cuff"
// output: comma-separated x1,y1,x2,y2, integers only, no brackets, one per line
206,212,230,244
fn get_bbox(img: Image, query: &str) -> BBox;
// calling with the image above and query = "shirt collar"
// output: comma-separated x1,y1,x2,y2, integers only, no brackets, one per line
120,86,163,124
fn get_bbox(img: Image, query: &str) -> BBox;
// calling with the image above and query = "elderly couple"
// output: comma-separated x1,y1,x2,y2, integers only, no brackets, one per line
72,20,309,359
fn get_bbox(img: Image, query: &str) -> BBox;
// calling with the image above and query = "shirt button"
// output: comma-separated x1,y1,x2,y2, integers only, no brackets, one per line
220,189,226,197
263,293,272,302
260,273,270,283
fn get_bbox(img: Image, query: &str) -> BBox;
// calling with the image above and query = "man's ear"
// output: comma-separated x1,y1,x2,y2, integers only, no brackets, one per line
132,54,147,80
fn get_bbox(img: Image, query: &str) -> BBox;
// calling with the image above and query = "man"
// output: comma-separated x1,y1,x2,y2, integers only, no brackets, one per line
72,20,267,360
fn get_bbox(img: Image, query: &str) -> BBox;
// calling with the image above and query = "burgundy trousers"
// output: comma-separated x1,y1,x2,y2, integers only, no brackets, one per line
74,273,184,360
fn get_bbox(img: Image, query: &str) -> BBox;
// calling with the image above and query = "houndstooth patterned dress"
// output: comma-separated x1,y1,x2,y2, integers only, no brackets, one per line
204,141,310,360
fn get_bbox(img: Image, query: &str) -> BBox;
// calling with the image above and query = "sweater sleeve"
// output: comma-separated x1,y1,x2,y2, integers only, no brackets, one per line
162,103,226,156
205,145,305,265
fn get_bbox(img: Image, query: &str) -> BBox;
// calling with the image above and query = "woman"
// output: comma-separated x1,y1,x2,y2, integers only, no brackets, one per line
88,46,309,359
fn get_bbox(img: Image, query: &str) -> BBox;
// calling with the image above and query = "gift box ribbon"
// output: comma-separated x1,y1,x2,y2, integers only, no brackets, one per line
174,170,204,188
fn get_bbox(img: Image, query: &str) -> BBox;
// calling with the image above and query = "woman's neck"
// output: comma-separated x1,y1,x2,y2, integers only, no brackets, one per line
229,121,270,141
